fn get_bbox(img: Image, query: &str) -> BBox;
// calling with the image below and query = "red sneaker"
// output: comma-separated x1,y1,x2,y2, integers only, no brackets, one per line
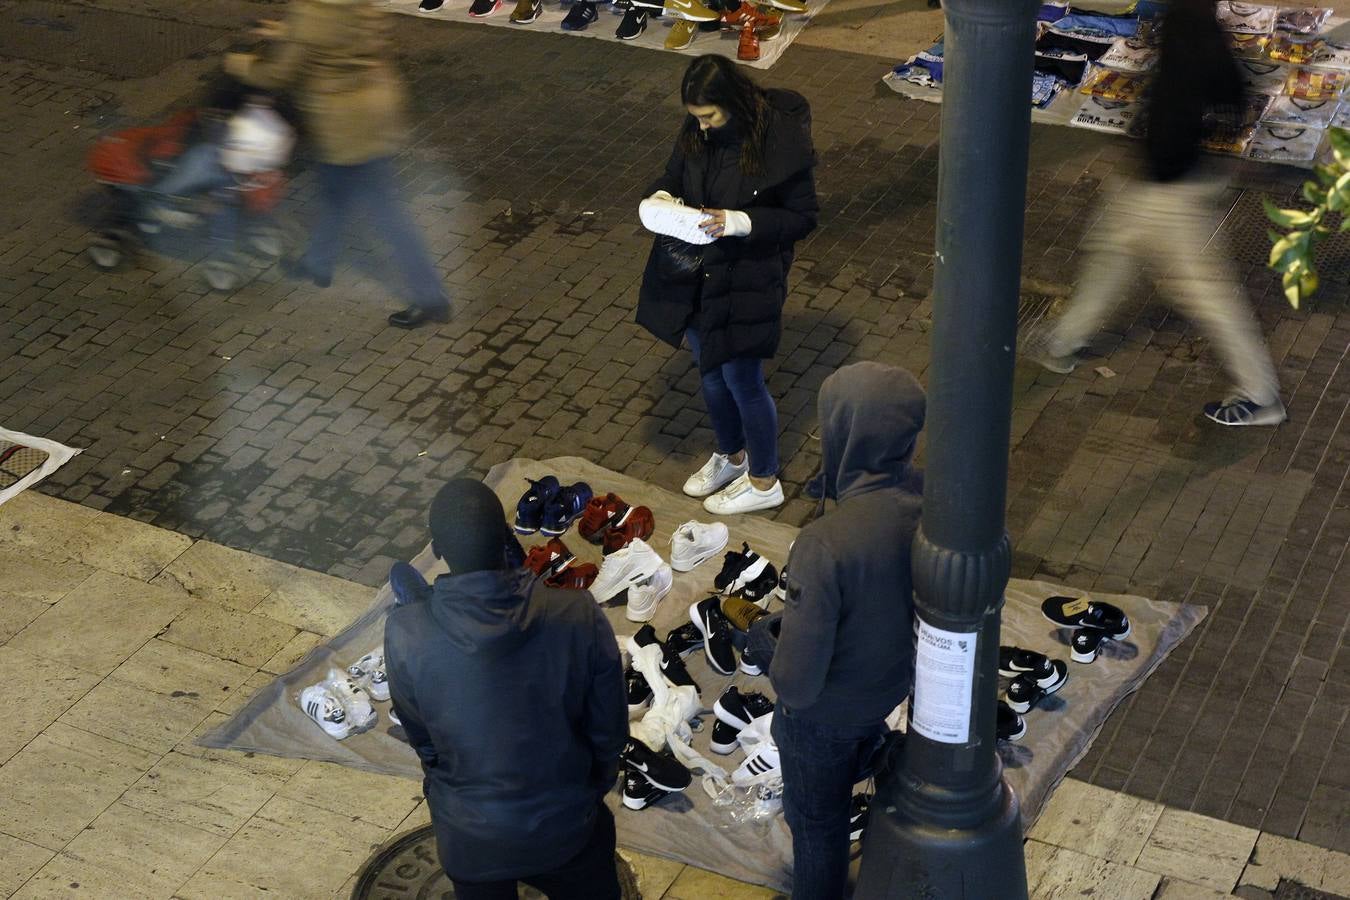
579,492,631,544
602,505,656,555
546,561,599,590
525,538,576,578
737,20,761,60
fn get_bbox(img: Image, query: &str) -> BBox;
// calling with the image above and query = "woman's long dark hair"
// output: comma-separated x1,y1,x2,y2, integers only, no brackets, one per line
679,54,771,175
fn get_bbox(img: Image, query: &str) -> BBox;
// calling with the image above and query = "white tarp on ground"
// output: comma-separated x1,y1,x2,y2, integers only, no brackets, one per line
375,0,829,69
0,427,81,506
201,455,1206,891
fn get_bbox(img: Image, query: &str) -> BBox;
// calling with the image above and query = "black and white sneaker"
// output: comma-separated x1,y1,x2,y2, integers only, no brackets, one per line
418,0,444,10
1071,628,1110,663
1041,596,1130,640
709,720,741,755
849,793,871,842
622,769,675,810
736,564,780,608
690,596,737,675
665,622,704,658
713,542,771,595
626,666,652,716
998,646,1065,689
713,686,774,730
623,739,693,792
1005,659,1067,714
561,0,599,28
997,700,1027,742
615,6,648,37
633,624,697,689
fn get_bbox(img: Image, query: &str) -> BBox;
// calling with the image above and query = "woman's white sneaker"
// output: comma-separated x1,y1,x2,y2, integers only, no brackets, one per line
683,452,748,498
703,474,784,516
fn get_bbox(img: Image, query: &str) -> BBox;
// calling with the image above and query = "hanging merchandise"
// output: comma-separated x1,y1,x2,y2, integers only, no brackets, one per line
1238,60,1291,95
1268,32,1328,63
1246,123,1326,160
1284,65,1347,99
1216,1,1277,34
1229,31,1272,58
1274,6,1331,34
1098,35,1158,72
1314,41,1350,69
1262,94,1340,127
1079,66,1148,102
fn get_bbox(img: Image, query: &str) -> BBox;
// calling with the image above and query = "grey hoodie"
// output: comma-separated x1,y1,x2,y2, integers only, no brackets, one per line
769,362,926,726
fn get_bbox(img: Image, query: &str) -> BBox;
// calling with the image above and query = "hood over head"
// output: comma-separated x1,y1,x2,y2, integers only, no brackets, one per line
426,568,538,656
816,362,926,502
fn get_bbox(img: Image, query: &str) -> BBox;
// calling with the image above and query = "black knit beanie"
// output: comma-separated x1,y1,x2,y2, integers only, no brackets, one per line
428,478,508,575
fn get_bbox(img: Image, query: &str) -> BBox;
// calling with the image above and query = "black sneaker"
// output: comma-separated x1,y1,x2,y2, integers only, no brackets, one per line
736,564,779,608
615,6,648,36
561,0,598,28
418,0,444,10
998,646,1067,689
714,543,770,594
997,700,1026,742
849,793,871,842
626,666,652,716
1071,628,1108,663
468,0,502,15
622,769,674,810
1005,660,1067,714
633,624,698,689
664,622,704,658
690,596,737,675
1041,596,1130,640
713,686,774,730
623,739,692,791
709,720,740,755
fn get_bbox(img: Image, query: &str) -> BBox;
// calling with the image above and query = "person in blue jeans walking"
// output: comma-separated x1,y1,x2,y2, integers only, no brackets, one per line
770,362,926,900
636,55,818,516
225,0,450,329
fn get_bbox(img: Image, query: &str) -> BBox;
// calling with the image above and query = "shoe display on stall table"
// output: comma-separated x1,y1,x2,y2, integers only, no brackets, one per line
737,20,762,60
997,700,1026,742
592,539,664,603
561,0,599,28
664,0,719,19
347,649,390,702
1041,595,1130,640
541,481,594,536
1005,661,1067,714
690,596,738,675
670,520,729,572
514,475,562,535
665,18,699,49
622,769,677,810
469,0,503,15
300,685,353,740
323,668,378,732
625,563,673,623
510,0,544,20
721,1,781,38
714,542,772,594
602,505,656,555
579,492,632,543
616,6,649,36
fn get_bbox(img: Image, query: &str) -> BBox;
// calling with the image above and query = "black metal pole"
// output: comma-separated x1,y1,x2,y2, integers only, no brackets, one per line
854,0,1038,893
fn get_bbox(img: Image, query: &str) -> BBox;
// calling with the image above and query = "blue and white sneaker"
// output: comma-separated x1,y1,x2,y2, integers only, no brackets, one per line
540,481,594,536
514,475,561,535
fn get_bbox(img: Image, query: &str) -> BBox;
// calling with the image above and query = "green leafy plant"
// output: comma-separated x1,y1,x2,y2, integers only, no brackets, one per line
1264,127,1350,309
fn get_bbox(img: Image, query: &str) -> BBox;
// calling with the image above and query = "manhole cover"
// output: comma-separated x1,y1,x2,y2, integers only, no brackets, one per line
0,2,225,78
1215,187,1350,279
351,825,641,900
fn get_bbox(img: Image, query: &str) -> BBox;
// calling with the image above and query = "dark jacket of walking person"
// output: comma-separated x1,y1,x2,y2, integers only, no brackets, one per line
769,362,925,900
225,0,450,328
636,54,818,518
384,479,628,899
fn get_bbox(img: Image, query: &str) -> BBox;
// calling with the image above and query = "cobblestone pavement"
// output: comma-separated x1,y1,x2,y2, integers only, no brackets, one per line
0,0,1346,860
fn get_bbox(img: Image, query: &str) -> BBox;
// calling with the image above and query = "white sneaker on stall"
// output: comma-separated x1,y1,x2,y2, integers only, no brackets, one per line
703,474,784,516
300,684,353,740
669,520,730,572
592,539,665,603
347,649,390,702
683,453,748,498
626,564,673,623
323,667,378,732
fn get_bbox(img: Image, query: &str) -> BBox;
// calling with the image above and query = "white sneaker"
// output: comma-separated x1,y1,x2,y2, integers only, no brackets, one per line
669,520,730,572
592,538,665,603
388,706,401,726
683,452,748,498
300,684,354,740
626,564,673,623
347,649,390,702
732,715,780,786
323,667,377,732
639,196,716,245
703,474,784,516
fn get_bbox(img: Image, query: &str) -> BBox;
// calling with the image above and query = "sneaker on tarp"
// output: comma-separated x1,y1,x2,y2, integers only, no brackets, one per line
714,685,774,730
1005,661,1067,714
561,0,599,28
690,596,737,675
510,0,543,19
347,649,390,702
849,793,871,842
623,738,693,791
616,6,649,36
468,0,502,15
626,563,673,623
602,505,656,555
1041,595,1130,640
626,666,653,716
665,17,698,47
670,520,729,572
322,668,377,732
997,700,1026,742
592,539,664,603
622,769,676,810
300,684,353,740
664,622,704,658
541,482,594,535
514,475,561,535
579,492,632,543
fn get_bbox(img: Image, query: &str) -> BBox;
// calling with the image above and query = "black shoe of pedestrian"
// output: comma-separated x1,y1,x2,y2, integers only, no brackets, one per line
849,793,871,842
690,596,737,675
388,305,451,329
622,739,692,791
281,257,331,288
625,666,652,715
616,6,648,37
998,646,1065,689
664,622,704,658
997,700,1026,742
1041,595,1130,640
622,769,675,809
561,0,598,28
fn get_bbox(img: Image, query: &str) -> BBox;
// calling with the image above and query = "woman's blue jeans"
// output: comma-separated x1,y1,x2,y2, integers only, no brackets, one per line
685,329,779,478
302,156,448,312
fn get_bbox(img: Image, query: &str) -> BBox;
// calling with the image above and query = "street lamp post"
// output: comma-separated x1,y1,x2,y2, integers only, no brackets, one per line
854,0,1038,893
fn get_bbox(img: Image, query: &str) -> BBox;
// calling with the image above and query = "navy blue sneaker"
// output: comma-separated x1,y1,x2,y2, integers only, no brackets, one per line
514,476,561,535
540,481,594,536
561,0,598,28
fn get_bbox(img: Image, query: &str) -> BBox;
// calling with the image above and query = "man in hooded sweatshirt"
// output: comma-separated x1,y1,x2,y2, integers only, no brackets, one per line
769,361,926,900
383,478,628,900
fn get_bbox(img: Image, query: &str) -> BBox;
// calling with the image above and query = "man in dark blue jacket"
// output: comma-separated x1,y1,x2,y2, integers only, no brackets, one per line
770,362,925,900
384,478,628,900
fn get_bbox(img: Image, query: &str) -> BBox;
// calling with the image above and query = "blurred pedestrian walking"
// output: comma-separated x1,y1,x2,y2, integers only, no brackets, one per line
225,0,451,329
636,55,818,514
1029,0,1285,426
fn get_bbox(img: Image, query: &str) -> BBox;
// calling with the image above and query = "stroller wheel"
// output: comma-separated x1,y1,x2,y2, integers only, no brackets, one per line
87,236,123,270
203,258,242,292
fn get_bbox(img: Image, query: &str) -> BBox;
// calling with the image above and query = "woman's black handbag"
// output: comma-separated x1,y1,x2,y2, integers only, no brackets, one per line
654,235,703,283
